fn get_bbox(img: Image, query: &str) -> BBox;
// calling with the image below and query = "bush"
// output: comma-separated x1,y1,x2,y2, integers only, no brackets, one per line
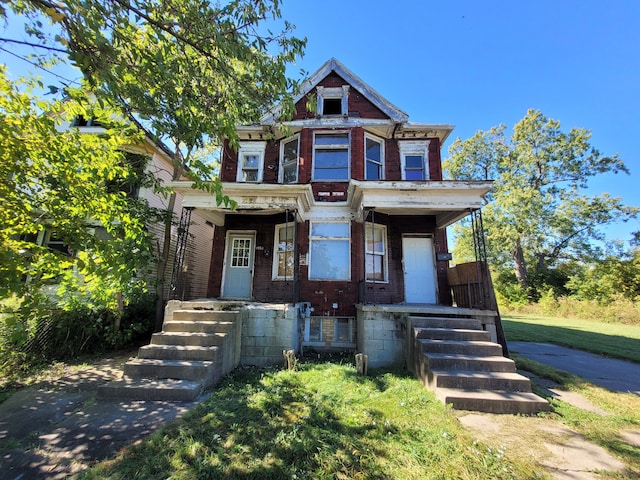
0,294,154,374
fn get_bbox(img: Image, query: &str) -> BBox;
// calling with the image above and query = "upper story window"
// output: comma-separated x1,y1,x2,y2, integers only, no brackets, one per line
309,222,350,280
279,135,299,184
365,134,385,180
313,132,350,181
316,86,349,116
71,115,102,127
399,140,430,180
236,141,266,183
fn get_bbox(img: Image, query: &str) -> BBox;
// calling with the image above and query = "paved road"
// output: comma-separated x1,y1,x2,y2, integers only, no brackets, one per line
509,341,640,396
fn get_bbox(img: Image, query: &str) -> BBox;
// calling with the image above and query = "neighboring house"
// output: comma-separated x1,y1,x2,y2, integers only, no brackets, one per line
169,58,492,352
47,115,215,301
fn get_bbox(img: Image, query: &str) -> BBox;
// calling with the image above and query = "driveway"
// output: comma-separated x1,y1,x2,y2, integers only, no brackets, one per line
509,341,640,396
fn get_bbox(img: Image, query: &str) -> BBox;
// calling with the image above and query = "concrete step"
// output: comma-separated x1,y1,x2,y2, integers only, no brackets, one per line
418,339,503,356
151,332,227,347
424,353,516,373
428,370,533,392
436,388,550,414
124,359,218,386
410,316,483,330
97,378,203,401
138,344,221,361
172,310,239,322
415,327,491,342
163,320,234,334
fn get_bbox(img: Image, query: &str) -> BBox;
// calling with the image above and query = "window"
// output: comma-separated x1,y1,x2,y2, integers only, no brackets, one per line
365,134,384,180
236,141,266,183
279,136,299,184
399,140,430,180
305,317,323,342
231,238,252,267
365,223,387,282
316,85,349,116
272,223,295,280
334,318,354,344
313,132,350,181
309,222,350,280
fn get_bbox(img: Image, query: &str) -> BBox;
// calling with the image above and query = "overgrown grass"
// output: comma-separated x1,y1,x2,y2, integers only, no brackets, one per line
502,314,640,363
502,296,640,326
81,362,545,480
512,355,640,476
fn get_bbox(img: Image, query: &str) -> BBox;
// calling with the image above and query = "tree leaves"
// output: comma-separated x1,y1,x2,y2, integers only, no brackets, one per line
445,109,638,295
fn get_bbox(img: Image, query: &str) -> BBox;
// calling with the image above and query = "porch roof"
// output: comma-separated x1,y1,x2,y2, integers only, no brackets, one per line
348,180,493,228
166,182,314,225
167,180,492,228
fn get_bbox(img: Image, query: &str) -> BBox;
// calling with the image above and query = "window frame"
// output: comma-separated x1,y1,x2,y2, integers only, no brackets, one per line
365,222,389,283
364,133,385,180
312,131,351,181
278,135,299,184
308,221,351,281
236,141,266,183
399,140,430,181
316,85,350,116
272,223,295,280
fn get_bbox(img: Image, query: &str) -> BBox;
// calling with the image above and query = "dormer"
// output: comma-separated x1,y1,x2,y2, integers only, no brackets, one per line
316,85,349,117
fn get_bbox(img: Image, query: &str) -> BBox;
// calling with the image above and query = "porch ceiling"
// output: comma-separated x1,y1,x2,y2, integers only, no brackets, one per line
166,182,314,226
349,180,493,228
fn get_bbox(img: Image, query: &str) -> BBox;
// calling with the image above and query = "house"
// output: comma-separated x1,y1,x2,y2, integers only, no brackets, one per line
107,59,549,413
47,114,215,301
170,57,493,352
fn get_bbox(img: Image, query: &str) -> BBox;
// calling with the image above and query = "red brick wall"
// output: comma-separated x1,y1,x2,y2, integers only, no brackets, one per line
428,137,443,180
293,72,389,121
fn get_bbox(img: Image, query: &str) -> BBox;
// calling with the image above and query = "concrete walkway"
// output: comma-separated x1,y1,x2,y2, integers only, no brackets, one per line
509,341,640,396
0,353,204,480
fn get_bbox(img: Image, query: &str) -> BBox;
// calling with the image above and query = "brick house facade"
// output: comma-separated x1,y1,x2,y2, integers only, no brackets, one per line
170,58,491,351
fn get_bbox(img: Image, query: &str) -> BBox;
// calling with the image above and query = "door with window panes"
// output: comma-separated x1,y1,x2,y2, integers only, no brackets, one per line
222,233,255,298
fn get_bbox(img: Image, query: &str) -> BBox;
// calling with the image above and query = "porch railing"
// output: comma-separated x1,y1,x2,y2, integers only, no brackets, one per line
448,261,509,356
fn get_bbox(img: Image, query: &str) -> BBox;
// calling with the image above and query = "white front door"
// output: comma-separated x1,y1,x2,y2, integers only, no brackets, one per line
402,236,437,304
222,233,255,299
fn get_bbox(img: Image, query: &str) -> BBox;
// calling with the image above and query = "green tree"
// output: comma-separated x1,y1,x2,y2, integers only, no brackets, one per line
3,0,306,327
445,109,637,297
0,67,155,321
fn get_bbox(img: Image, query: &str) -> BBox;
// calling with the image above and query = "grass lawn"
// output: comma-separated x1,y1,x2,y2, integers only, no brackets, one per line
80,362,542,480
502,313,640,363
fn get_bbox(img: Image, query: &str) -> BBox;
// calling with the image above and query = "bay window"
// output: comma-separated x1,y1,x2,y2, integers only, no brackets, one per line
309,222,350,280
365,223,388,282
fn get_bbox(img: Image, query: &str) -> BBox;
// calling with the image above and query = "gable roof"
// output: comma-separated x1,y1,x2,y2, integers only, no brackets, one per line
261,58,409,124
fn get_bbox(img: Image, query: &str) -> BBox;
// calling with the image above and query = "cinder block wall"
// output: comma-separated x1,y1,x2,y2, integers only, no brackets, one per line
240,303,298,366
356,306,406,368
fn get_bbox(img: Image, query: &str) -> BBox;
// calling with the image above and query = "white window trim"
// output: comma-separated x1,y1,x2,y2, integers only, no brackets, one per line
309,221,351,281
316,85,349,116
365,222,389,283
278,135,299,184
312,131,351,182
272,223,295,280
364,133,385,180
236,141,266,183
399,140,430,180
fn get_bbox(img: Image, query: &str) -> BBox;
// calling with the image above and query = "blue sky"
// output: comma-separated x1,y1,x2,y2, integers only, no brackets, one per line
3,1,639,243
279,0,640,243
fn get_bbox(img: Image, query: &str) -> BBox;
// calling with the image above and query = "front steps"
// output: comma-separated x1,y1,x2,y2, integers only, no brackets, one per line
98,309,241,401
412,316,549,414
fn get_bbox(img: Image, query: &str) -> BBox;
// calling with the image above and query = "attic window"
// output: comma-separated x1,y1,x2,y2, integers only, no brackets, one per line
323,98,342,115
317,85,349,116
